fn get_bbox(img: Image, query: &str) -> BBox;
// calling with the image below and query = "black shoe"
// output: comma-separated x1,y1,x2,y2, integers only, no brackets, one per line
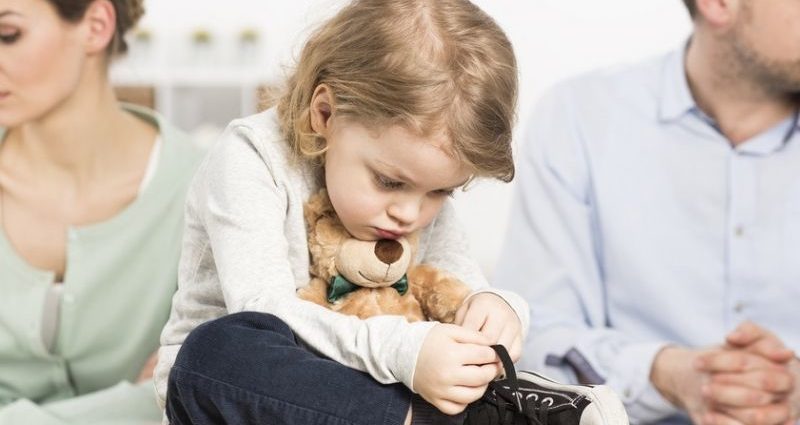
463,345,629,425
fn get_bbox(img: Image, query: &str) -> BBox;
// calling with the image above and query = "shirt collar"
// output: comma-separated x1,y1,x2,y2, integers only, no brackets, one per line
658,39,800,153
736,110,798,155
658,38,695,123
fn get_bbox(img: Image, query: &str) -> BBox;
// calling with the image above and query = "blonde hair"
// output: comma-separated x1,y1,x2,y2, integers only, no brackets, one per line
276,0,517,182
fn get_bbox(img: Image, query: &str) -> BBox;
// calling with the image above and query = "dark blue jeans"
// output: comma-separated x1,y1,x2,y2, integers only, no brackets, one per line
166,312,411,425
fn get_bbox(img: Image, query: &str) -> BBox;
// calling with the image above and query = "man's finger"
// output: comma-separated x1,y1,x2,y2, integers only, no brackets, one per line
696,351,787,373
726,321,766,347
741,339,795,364
716,403,792,425
703,382,777,408
702,411,747,425
711,370,794,394
726,323,793,362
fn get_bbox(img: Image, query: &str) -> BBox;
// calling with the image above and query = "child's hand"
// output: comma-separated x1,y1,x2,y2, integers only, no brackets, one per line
413,323,501,415
454,293,522,363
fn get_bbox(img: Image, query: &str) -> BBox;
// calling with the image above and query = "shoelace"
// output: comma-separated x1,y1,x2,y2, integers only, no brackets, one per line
488,379,550,425
484,345,551,425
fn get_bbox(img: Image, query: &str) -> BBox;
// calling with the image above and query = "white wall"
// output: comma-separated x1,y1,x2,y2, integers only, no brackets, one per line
137,0,692,275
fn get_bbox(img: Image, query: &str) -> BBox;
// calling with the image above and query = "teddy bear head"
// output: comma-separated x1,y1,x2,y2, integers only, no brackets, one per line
305,189,417,288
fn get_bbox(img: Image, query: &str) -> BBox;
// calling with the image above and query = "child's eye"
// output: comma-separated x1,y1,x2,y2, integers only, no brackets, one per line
0,31,20,44
432,189,455,198
374,173,404,190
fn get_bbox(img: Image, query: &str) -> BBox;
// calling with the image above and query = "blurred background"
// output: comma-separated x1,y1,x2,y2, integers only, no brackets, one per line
111,0,692,276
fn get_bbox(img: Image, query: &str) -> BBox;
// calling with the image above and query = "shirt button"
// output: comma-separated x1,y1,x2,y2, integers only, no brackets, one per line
67,230,77,242
624,388,632,398
734,225,744,237
733,302,745,313
63,294,75,304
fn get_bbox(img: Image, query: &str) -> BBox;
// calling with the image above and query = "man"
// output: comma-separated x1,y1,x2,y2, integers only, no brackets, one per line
496,0,800,423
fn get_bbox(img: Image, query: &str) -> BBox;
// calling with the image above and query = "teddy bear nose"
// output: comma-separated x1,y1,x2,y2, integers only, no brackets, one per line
375,239,403,265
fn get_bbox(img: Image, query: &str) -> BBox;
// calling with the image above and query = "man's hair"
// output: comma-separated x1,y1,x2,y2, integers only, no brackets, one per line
276,0,517,183
682,0,697,18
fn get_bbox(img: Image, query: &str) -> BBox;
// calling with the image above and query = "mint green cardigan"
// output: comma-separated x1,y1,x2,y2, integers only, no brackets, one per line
0,105,203,424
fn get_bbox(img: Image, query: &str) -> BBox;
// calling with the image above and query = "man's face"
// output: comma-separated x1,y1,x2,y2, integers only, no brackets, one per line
728,0,800,94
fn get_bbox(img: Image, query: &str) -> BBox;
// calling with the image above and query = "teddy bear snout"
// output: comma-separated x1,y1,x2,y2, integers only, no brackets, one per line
374,239,403,265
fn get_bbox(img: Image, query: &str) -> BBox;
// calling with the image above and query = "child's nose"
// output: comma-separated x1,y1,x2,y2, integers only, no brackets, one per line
387,198,421,227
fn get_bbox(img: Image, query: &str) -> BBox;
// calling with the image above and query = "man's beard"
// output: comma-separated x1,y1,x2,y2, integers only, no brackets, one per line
729,34,800,97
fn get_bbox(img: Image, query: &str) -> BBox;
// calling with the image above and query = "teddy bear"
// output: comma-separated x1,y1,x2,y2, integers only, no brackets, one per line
296,189,471,323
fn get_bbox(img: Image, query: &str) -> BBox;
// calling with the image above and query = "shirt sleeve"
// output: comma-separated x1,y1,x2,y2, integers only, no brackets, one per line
197,124,435,392
0,381,161,425
493,86,680,423
421,201,530,339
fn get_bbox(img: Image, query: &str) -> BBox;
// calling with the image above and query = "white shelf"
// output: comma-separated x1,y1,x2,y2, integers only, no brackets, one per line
110,67,271,87
110,63,276,134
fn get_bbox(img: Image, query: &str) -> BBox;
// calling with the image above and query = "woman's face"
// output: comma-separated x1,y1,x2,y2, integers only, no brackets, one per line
0,0,87,127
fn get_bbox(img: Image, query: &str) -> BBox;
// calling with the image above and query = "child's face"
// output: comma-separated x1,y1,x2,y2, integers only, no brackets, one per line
323,118,470,241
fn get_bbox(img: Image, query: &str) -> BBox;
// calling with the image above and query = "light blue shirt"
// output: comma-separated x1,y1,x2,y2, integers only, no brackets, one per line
495,43,800,424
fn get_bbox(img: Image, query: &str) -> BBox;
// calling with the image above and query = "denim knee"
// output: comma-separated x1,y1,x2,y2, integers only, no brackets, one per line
174,311,296,373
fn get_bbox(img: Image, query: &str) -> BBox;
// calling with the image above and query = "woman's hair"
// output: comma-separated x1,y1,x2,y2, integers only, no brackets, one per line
277,0,517,182
46,0,145,55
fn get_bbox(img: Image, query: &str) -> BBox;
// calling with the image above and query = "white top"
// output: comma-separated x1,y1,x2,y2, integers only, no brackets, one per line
138,136,163,194
154,108,530,411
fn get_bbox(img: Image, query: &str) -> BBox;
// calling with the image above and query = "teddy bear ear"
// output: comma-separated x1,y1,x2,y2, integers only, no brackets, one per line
304,189,336,225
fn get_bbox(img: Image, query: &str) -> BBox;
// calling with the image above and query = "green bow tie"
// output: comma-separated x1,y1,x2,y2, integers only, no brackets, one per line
327,274,409,303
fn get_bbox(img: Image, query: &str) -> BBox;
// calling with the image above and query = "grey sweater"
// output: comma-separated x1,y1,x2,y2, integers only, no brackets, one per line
154,108,530,410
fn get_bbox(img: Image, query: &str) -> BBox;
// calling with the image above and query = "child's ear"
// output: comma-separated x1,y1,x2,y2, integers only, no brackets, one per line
310,84,334,136
81,0,117,55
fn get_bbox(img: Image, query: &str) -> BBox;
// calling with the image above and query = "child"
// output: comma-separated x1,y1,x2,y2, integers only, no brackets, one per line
154,1,624,424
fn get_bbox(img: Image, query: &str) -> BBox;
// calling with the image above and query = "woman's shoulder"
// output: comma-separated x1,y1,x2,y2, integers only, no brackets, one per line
122,103,204,169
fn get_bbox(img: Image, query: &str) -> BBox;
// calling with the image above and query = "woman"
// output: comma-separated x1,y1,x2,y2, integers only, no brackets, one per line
0,0,203,423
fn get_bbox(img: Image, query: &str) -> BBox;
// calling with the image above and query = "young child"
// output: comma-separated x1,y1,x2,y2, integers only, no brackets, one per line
154,1,623,424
